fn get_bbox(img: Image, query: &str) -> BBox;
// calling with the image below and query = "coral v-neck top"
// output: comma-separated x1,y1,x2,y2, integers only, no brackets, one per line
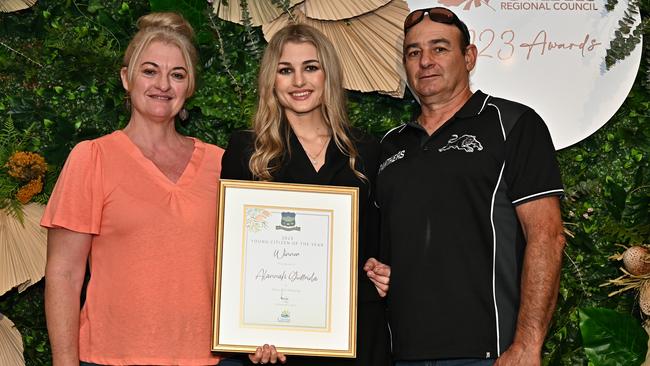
42,130,223,365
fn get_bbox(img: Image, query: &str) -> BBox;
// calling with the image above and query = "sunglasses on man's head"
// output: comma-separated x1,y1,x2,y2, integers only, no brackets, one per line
403,7,471,45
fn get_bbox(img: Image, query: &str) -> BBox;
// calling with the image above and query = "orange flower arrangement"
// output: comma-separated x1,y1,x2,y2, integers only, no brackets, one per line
4,151,47,204
5,151,47,182
16,177,43,204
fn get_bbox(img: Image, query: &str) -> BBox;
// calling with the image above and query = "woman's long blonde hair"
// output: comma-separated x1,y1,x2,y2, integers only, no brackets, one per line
249,24,364,181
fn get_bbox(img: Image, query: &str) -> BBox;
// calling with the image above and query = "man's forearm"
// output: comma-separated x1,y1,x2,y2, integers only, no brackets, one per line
512,197,566,352
513,234,564,350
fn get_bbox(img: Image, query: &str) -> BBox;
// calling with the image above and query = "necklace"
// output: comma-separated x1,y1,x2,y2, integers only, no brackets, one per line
298,135,330,166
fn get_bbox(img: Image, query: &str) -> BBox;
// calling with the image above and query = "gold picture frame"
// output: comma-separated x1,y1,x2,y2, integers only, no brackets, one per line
212,179,359,358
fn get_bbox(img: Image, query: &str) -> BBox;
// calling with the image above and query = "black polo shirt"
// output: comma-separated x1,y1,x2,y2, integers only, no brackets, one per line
376,90,563,360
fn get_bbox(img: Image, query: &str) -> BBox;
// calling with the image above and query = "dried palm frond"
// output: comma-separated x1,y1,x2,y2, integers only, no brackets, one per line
0,0,36,13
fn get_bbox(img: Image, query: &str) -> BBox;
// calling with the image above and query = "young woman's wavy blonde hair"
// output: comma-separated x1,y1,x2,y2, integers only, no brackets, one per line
123,12,198,96
249,24,364,181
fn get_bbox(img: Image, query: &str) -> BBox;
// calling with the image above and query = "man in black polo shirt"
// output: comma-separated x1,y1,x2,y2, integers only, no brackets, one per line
368,6,565,366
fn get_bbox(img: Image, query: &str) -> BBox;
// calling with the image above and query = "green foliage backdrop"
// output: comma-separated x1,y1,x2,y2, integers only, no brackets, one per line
0,1,648,364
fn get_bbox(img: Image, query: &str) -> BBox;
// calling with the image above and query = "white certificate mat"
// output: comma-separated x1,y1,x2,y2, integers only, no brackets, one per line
213,180,358,358
242,206,332,330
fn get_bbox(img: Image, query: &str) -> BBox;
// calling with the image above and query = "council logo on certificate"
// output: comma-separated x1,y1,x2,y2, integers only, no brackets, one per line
242,206,333,330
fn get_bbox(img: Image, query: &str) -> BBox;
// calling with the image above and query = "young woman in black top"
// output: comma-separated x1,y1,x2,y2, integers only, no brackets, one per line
220,24,390,366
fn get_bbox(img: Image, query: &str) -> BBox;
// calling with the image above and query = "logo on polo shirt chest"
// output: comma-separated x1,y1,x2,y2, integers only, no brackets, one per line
378,149,405,173
439,134,484,153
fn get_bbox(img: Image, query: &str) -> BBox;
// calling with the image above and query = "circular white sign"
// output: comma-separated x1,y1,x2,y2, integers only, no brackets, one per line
406,0,642,149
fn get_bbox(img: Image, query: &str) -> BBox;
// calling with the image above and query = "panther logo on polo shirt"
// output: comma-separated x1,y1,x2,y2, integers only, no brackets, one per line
438,134,483,153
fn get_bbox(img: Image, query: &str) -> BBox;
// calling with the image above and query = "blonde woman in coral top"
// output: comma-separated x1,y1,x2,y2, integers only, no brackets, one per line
42,12,224,366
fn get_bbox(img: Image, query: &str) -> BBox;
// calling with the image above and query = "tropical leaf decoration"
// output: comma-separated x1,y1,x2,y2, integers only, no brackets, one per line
579,307,648,366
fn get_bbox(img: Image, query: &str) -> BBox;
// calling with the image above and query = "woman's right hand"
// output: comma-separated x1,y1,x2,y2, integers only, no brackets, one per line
248,344,286,364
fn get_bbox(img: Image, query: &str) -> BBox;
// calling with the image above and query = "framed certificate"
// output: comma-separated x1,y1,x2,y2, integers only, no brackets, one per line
212,179,359,358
